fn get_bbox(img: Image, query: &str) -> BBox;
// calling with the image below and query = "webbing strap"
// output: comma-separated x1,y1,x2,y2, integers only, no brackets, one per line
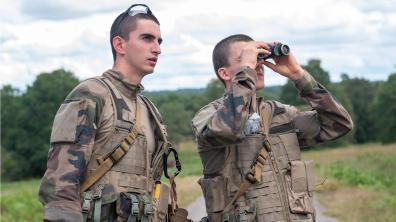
141,195,152,222
81,193,92,222
239,208,248,222
80,101,141,193
128,194,140,222
93,184,104,222
223,101,274,213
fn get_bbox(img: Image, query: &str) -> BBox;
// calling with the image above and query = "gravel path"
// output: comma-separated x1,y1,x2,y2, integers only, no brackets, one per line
187,195,338,222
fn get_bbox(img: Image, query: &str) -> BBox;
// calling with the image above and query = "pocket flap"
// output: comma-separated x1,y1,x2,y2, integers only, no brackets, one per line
291,160,315,193
50,100,80,143
291,160,307,193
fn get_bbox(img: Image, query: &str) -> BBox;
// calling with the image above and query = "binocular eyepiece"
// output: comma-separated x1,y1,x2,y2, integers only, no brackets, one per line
258,43,290,60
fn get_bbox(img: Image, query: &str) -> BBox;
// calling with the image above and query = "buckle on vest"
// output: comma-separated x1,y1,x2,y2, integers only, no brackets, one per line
130,194,140,216
82,193,92,213
239,208,248,222
141,195,153,215
222,212,230,222
93,184,104,200
262,139,272,152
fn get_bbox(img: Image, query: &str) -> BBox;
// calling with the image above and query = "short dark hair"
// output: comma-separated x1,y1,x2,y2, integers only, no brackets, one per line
110,12,160,61
212,34,254,85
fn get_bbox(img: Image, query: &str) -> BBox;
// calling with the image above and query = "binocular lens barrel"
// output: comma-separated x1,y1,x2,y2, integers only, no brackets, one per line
258,43,290,60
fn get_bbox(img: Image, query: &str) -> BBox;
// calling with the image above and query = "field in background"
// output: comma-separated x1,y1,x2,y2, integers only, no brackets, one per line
1,142,395,221
304,143,396,222
0,179,42,221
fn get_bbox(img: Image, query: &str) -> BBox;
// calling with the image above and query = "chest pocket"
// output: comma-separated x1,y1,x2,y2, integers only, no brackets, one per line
109,109,148,177
269,107,301,170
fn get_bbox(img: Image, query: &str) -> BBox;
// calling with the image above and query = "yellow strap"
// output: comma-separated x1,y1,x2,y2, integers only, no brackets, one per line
222,101,274,213
80,101,141,193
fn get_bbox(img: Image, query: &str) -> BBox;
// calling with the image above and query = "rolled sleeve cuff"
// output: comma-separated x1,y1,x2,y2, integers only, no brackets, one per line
44,207,83,222
233,66,258,86
292,70,318,95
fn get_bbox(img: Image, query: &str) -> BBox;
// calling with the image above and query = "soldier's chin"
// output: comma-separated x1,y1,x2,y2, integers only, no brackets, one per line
143,68,155,75
256,82,264,90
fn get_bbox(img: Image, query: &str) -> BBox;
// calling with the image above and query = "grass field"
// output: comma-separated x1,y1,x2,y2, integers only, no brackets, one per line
1,142,395,221
303,143,396,222
0,179,43,222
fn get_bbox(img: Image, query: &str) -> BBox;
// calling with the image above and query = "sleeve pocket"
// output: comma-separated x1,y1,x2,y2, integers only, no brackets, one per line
50,100,80,143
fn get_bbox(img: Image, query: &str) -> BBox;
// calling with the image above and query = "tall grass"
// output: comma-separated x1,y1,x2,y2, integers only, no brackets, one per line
1,179,43,222
304,143,396,222
326,152,396,192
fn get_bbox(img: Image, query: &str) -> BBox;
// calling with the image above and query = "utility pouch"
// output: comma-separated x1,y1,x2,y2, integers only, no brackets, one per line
153,183,170,221
169,208,191,222
81,184,117,222
115,192,153,222
286,160,315,214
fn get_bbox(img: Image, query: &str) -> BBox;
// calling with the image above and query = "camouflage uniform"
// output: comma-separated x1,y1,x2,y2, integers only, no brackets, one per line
191,67,353,222
39,69,169,221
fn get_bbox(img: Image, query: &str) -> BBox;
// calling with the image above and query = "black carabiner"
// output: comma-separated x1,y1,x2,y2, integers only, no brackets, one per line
163,147,182,179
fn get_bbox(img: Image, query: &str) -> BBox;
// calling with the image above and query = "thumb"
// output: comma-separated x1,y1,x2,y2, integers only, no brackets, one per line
262,60,276,71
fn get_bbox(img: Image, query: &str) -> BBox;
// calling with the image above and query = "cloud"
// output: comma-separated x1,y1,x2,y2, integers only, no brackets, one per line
1,0,395,91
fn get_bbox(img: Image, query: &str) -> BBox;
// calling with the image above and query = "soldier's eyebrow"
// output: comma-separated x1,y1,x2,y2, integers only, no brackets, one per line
141,33,163,45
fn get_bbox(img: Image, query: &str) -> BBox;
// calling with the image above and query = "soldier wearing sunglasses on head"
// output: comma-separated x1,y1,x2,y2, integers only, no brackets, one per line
39,4,188,222
191,34,353,222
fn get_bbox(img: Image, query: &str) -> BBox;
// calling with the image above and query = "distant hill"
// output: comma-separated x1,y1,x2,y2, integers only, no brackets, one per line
144,85,282,98
143,88,205,97
263,85,282,98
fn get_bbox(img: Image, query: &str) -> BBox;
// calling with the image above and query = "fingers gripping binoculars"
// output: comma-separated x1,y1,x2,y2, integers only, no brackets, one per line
258,43,290,60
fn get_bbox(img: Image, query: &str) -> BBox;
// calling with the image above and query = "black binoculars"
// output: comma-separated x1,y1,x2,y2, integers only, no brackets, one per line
258,43,290,60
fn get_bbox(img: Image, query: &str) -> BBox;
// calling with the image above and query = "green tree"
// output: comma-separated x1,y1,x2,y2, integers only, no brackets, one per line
204,79,224,101
1,85,27,180
370,73,396,143
341,75,376,143
1,69,79,180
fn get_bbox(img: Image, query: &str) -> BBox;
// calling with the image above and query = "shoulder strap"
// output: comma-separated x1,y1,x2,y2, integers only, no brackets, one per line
79,77,141,193
223,100,274,213
138,95,169,148
139,95,184,213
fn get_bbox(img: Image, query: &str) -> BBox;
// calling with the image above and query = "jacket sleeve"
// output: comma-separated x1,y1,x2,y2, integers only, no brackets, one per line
289,70,353,147
192,67,257,147
38,82,105,221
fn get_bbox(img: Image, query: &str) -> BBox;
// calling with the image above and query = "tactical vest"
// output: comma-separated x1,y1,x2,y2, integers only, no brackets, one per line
81,76,170,221
198,99,316,222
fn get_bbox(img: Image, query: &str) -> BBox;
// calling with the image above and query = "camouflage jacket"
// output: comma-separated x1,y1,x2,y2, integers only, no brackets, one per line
192,66,353,148
191,67,353,221
38,69,162,221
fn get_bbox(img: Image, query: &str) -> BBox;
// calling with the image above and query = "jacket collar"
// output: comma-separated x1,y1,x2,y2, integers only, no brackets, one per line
102,69,144,98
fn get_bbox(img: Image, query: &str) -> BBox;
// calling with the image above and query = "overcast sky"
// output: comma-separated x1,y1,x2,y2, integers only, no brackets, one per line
1,0,395,91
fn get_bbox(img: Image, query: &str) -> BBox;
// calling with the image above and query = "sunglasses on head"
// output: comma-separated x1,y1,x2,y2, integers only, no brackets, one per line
125,4,152,16
113,4,153,32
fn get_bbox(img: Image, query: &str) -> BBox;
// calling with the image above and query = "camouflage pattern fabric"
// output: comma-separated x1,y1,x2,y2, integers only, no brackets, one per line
38,69,158,221
191,67,353,222
192,67,353,148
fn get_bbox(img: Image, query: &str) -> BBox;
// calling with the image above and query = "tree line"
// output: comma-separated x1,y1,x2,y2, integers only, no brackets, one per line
1,59,395,180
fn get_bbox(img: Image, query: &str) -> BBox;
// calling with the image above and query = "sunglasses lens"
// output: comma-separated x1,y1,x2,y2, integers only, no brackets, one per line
128,5,149,16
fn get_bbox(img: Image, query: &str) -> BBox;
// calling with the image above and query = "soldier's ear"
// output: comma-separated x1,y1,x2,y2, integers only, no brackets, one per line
218,67,232,82
112,36,126,56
